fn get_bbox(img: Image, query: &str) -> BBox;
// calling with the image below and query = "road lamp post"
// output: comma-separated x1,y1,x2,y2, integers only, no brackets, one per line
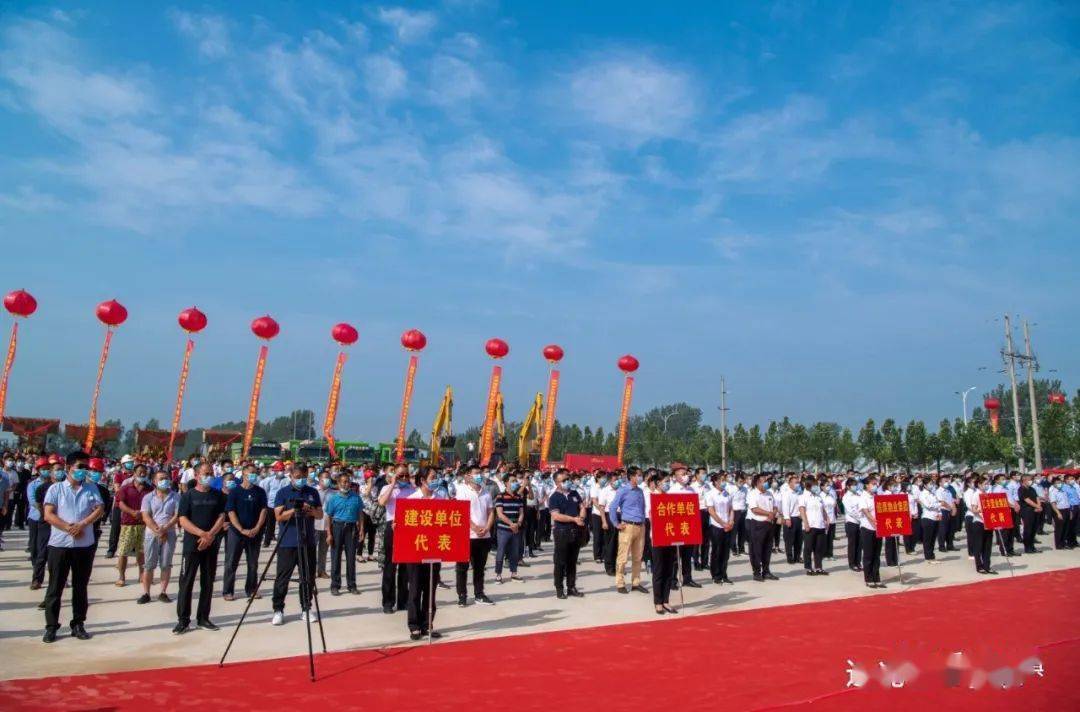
955,386,976,425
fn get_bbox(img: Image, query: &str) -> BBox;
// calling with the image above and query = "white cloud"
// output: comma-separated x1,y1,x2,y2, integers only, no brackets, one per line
566,54,697,141
362,54,407,100
375,7,437,44
429,54,484,105
170,11,229,59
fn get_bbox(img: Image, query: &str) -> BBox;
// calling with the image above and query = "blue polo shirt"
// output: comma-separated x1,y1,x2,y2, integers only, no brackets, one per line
26,477,43,522
324,489,363,524
608,485,646,526
274,484,321,548
226,483,269,529
43,479,104,548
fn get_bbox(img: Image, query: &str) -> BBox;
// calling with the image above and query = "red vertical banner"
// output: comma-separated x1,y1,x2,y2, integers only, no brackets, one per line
395,354,418,464
980,493,1014,530
540,369,560,469
873,494,912,537
480,365,502,466
242,344,268,459
323,351,347,459
616,375,634,466
0,322,17,426
166,337,194,459
85,329,114,452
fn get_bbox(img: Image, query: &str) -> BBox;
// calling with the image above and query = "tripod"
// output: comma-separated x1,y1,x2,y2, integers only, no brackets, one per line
220,503,328,681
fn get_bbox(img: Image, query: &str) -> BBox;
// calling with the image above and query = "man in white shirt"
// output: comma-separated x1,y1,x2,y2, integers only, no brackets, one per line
798,477,829,575
730,473,748,556
454,467,495,607
589,474,608,563
745,474,778,581
917,478,941,562
690,469,711,569
596,477,617,575
780,474,803,565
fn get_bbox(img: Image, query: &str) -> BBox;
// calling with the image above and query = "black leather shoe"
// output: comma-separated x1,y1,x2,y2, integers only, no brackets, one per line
196,619,219,631
331,588,342,596
684,580,702,588
616,586,629,594
721,578,733,585
43,627,58,644
556,590,567,599
71,624,91,640
457,597,467,608
409,631,422,641
568,588,584,597
429,631,442,639
753,574,764,582
632,585,649,594
383,605,395,614
172,622,190,635
764,573,778,581
37,600,46,610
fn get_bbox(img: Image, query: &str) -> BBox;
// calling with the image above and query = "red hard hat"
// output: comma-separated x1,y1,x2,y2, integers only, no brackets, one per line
35,456,49,468
88,458,105,472
47,454,60,465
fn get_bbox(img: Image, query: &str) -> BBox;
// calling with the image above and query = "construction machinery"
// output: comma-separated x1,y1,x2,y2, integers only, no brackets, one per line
517,392,544,468
429,386,455,467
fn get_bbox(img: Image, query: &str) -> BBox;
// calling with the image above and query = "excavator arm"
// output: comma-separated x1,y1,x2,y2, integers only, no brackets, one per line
429,386,454,467
517,392,544,468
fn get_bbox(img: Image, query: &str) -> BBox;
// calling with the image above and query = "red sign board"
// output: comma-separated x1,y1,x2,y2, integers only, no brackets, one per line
874,494,912,537
649,493,703,547
392,499,471,564
980,493,1014,531
563,453,620,471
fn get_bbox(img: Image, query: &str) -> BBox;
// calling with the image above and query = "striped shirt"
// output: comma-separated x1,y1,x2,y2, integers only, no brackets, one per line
495,493,524,531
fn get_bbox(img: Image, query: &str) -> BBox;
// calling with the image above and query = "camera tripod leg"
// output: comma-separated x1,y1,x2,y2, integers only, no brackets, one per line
220,530,283,667
294,520,317,682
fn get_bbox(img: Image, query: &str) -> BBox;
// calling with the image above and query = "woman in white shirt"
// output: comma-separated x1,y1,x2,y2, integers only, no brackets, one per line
917,478,942,563
966,475,997,575
903,480,921,554
841,478,863,571
799,476,829,576
705,474,734,584
857,476,884,588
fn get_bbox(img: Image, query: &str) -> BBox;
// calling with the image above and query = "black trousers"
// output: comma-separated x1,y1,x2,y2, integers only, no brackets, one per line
884,536,898,567
1068,506,1079,547
803,527,826,570
860,529,882,583
177,542,221,624
972,521,993,571
602,523,618,574
590,513,605,561
643,520,653,565
44,545,94,629
361,513,377,556
106,506,122,556
965,517,977,557
1020,508,1038,551
330,521,358,591
825,522,835,558
845,521,862,568
524,506,539,554
222,529,261,597
938,511,953,550
1054,510,1070,549
381,523,408,610
670,541,694,585
406,563,436,633
552,526,580,592
272,544,316,612
651,545,675,605
996,520,1016,556
539,509,551,541
262,508,276,546
29,519,49,584
748,519,773,576
921,519,939,559
695,510,711,567
15,490,29,528
708,527,730,580
731,510,747,553
904,518,921,554
455,537,491,599
784,517,803,563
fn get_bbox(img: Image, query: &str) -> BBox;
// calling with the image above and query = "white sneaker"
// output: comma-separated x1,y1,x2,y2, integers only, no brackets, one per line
271,611,284,626
303,610,318,623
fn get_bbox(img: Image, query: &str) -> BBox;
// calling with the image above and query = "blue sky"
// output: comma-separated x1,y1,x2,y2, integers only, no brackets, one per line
0,1,1077,439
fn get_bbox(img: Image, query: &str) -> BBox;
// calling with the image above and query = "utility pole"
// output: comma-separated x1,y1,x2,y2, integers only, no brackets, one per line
719,376,728,471
1022,320,1043,475
1002,315,1026,472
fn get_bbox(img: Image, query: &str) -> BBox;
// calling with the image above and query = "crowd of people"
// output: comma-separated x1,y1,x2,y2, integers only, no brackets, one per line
2,448,1078,643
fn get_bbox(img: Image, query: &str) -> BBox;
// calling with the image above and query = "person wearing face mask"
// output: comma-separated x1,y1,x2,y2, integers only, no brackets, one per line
114,466,151,588
325,471,363,596
1063,475,1079,549
270,465,324,626
139,471,180,604
781,474,804,565
1017,474,1042,554
1047,477,1071,550
600,473,621,576
821,475,838,559
705,472,734,584
609,467,648,594
493,473,525,584
105,454,136,558
26,457,51,590
260,462,288,547
880,477,901,568
857,476,884,588
690,468,711,570
936,476,958,552
41,452,104,643
730,473,749,556
454,467,496,606
903,480,921,555
310,472,332,580
965,475,996,574
548,471,586,599
799,476,829,576
842,478,863,571
962,476,978,561
174,463,226,634
401,470,443,639
746,473,778,582
0,455,18,548
221,465,268,602
588,473,609,563
377,464,416,613
86,459,112,556
666,468,701,589
918,477,942,562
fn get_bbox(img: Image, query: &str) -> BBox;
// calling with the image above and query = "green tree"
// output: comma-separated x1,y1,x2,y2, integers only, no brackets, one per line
904,420,929,472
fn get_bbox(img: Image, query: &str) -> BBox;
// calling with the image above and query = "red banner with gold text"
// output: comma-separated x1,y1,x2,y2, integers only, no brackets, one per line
980,492,1014,530
85,328,114,452
0,322,17,426
395,354,418,464
480,365,502,466
323,351,346,459
616,375,634,466
874,494,913,537
167,337,194,460
392,499,471,564
540,369,560,469
241,345,268,459
650,493,703,547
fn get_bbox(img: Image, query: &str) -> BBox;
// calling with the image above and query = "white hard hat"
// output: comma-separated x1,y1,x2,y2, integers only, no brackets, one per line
120,454,135,464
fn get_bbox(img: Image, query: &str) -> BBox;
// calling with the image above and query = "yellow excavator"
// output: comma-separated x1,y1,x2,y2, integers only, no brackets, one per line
429,386,455,467
517,392,544,468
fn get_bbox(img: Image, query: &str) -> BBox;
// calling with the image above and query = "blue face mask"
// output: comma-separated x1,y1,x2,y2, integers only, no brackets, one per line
764,483,772,490
224,480,237,490
88,472,102,484
39,470,49,478
291,478,304,489
397,479,411,489
611,480,622,490
661,483,671,492
199,475,212,486
157,480,171,491
54,471,67,481
70,469,87,483
794,484,803,493
247,473,259,484
123,462,134,471
811,485,821,495
853,483,864,492
509,482,520,493
472,475,484,486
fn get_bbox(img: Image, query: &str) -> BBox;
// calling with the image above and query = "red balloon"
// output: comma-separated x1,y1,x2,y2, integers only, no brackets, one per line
3,289,37,318
617,354,639,373
542,344,564,363
1049,393,1067,405
96,299,128,327
251,315,280,340
177,306,207,333
401,329,427,351
485,338,509,359
983,397,1001,411
331,322,359,346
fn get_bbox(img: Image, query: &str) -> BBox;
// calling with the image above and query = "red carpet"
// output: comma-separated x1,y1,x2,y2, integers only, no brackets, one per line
2,568,1077,711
